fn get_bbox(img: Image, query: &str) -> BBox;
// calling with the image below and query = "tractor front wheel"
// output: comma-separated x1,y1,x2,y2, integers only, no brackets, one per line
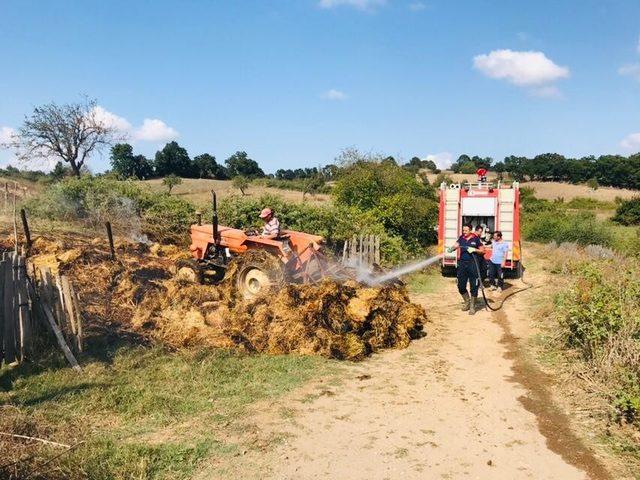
232,250,284,300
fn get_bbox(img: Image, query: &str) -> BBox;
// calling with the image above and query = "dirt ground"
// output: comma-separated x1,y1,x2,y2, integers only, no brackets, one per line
195,245,628,480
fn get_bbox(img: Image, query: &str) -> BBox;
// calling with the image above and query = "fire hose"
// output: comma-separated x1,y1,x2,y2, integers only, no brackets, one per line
452,242,535,312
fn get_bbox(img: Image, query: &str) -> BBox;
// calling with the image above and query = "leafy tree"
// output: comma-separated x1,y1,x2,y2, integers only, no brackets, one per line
225,151,264,178
404,157,437,173
459,161,477,174
586,178,599,191
334,160,434,212
163,174,182,194
155,141,193,177
9,97,121,177
110,143,153,179
232,175,249,195
193,153,227,179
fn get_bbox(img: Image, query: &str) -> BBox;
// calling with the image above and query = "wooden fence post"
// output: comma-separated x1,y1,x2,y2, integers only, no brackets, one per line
20,209,31,252
3,252,16,364
105,222,115,260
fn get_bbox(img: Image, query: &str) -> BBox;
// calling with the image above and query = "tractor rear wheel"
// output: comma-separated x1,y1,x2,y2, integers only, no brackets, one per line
231,249,285,300
175,259,204,284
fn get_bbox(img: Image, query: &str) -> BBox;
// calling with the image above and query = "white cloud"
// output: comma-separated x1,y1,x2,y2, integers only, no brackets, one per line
408,2,427,11
425,152,452,170
621,132,640,151
0,126,16,145
318,0,386,10
322,89,348,101
90,106,178,142
473,49,569,88
133,119,179,142
619,63,640,81
92,106,132,132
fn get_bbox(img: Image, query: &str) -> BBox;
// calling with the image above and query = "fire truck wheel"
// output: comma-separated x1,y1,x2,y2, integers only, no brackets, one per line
232,250,284,300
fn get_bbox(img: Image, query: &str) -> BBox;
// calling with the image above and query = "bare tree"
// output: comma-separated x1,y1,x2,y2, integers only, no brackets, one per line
9,97,122,177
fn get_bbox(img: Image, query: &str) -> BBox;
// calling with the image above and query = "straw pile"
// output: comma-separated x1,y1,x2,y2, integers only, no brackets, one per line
23,235,428,360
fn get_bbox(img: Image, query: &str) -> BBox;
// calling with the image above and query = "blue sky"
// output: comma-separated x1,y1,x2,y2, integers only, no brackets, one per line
1,0,640,173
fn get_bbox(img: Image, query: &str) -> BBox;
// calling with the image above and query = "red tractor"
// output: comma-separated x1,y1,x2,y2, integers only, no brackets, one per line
179,192,346,298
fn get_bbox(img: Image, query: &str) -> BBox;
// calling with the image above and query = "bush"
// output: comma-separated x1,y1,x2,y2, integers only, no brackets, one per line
216,194,413,264
257,178,331,195
523,211,613,247
333,161,435,211
24,177,195,244
612,197,640,226
553,256,640,427
332,160,438,251
566,197,616,210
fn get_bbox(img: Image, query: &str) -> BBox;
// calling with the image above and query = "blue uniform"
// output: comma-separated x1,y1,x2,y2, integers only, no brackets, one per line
456,234,483,297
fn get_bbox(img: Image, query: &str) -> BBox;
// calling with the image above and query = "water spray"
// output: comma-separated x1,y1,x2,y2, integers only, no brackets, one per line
355,253,444,286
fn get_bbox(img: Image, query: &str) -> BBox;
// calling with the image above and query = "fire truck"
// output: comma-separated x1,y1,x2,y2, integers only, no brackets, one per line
437,170,522,276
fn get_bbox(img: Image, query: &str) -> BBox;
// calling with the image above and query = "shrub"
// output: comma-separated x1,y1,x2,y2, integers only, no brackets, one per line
333,161,435,211
216,194,413,264
553,256,640,427
257,178,331,194
566,197,616,210
332,160,438,250
24,177,195,244
612,197,640,226
523,211,613,247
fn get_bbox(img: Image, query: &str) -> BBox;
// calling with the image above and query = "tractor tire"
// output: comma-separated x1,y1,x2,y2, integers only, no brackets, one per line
230,249,285,300
175,259,204,284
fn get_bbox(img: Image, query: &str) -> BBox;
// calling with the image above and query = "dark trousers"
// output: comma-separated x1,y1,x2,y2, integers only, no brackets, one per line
457,260,479,297
488,262,504,288
477,257,487,280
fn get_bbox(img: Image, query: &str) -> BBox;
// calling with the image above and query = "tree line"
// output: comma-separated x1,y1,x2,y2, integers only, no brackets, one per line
449,153,640,190
109,142,264,180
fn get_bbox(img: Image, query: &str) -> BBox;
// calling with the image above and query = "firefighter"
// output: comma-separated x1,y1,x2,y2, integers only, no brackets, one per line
447,224,485,315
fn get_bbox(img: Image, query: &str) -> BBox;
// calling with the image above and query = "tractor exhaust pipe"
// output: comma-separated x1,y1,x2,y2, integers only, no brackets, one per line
211,190,219,247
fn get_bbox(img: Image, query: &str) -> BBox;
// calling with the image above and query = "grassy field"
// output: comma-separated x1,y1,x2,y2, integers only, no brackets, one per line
142,178,331,207
0,344,331,479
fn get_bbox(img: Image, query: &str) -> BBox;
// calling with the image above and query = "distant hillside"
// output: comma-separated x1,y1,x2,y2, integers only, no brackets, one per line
141,178,331,206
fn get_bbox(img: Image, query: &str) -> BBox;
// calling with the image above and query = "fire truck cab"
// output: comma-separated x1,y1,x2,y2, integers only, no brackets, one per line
437,179,521,276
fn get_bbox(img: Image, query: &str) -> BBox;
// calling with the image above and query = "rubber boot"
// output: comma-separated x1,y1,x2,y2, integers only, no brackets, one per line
469,296,476,315
461,293,470,311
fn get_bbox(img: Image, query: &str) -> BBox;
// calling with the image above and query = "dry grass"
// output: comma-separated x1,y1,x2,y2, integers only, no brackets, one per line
524,181,637,202
141,178,331,207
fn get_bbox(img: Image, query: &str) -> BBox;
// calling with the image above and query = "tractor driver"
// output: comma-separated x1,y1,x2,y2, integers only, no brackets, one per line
259,208,280,239
447,224,485,315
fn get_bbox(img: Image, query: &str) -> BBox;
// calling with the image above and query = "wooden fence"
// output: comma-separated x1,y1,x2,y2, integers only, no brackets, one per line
341,234,381,268
0,250,82,371
0,252,31,365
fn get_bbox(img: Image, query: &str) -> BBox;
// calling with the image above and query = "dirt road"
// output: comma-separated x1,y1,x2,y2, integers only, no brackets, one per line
234,271,612,480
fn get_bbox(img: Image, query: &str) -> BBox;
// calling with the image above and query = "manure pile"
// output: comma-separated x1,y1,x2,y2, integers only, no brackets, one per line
19,235,428,361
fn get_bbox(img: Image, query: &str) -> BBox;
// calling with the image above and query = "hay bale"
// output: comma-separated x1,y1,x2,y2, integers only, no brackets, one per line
31,234,428,361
